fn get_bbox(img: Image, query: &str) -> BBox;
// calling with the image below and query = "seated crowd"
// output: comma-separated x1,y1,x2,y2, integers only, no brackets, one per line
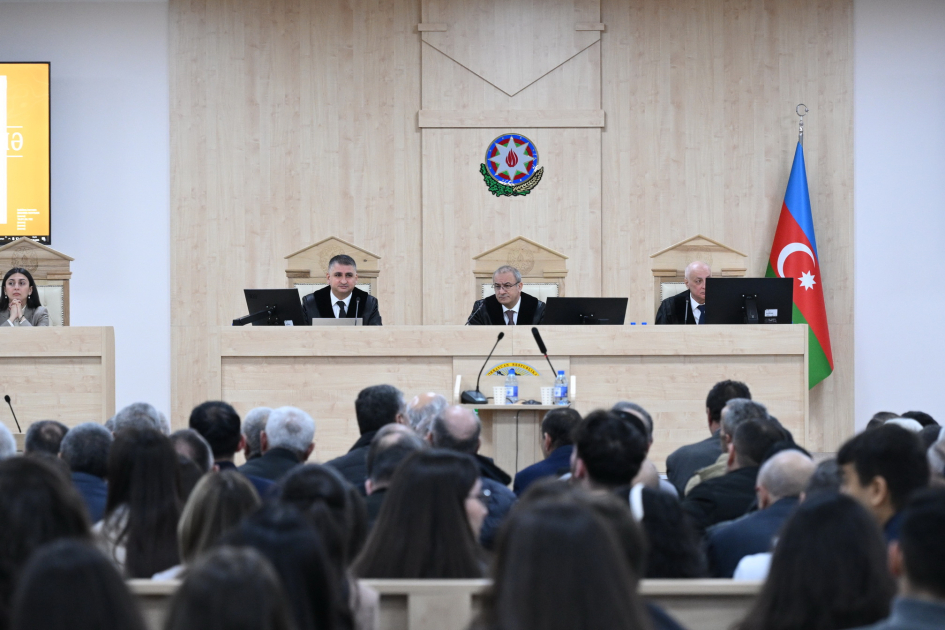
0,382,943,630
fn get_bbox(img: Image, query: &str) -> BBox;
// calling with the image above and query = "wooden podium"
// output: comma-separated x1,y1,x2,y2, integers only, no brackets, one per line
208,325,808,474
0,327,116,440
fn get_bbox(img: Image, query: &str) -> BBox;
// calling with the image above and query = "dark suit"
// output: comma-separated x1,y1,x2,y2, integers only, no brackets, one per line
706,496,799,577
365,487,387,530
480,477,516,550
681,466,759,538
655,290,697,325
302,286,382,326
238,447,303,482
216,460,276,498
466,292,545,326
513,445,573,496
666,430,724,496
71,471,108,524
325,431,376,493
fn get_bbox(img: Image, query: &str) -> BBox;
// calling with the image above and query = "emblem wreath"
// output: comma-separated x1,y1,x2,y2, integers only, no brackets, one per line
480,134,544,197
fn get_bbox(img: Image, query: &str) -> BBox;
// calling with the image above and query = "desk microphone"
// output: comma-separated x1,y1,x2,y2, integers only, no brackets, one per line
531,327,558,376
354,297,360,321
465,299,485,325
461,332,505,404
4,395,22,433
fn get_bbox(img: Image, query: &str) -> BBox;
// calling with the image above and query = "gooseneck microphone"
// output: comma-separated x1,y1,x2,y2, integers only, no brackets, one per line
531,327,557,376
4,395,22,432
465,299,485,325
354,297,360,321
461,331,505,404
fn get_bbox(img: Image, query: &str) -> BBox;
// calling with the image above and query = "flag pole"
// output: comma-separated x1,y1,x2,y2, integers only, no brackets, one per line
796,103,808,145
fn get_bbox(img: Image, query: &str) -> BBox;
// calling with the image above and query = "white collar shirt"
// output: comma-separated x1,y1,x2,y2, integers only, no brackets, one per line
690,293,705,325
503,298,522,325
331,292,353,318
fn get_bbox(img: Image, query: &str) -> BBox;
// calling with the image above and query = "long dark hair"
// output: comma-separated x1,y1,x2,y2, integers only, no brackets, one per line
352,449,483,578
165,546,295,630
638,487,706,578
480,501,650,630
221,505,353,630
736,493,895,630
1,268,42,311
11,540,145,630
105,428,182,578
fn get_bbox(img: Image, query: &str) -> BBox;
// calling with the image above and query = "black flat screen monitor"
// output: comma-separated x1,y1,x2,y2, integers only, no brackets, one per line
541,297,628,325
240,289,307,326
704,278,794,325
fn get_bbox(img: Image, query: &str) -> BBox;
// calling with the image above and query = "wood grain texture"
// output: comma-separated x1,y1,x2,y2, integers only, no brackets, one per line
418,109,605,128
600,0,854,451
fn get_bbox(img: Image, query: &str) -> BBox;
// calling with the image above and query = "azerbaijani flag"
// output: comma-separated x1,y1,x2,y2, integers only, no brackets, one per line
765,142,834,388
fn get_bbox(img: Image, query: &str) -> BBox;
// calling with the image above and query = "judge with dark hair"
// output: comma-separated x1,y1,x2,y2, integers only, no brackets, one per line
302,254,382,326
466,265,546,325
513,408,581,496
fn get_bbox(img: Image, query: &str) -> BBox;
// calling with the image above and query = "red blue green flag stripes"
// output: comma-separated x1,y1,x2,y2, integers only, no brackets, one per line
765,142,834,388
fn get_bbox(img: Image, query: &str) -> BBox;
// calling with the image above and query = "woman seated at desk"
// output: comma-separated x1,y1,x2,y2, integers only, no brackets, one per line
1,267,49,327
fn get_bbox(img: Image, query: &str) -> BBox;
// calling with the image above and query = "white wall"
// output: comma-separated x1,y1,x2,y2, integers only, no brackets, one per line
0,1,171,419
854,0,945,429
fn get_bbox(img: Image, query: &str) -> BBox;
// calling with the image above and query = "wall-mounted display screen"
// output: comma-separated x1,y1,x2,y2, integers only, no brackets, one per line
1,62,50,244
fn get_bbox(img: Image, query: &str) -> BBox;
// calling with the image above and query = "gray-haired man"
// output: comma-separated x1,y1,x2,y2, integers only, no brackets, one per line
466,265,546,325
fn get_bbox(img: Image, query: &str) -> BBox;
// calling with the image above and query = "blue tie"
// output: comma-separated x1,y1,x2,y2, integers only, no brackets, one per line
697,304,705,324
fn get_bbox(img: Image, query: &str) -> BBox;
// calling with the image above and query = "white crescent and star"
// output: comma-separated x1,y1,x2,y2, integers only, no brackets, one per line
777,242,818,291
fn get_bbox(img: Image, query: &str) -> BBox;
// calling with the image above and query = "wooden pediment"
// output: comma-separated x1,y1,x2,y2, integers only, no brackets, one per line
473,236,567,278
0,238,73,280
285,237,381,279
650,234,747,278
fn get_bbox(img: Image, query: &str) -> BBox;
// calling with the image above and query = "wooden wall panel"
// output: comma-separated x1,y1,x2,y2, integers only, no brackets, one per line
600,0,854,450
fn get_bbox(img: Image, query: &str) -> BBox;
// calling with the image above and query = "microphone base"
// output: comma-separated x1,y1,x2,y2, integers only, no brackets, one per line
460,390,489,404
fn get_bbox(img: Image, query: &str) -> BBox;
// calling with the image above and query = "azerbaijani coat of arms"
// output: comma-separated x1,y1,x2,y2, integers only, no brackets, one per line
480,134,544,197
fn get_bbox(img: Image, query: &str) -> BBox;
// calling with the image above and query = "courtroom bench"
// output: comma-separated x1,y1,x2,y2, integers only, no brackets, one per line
131,578,761,630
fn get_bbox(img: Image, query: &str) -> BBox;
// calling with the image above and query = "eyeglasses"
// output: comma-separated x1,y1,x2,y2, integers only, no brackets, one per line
492,283,520,291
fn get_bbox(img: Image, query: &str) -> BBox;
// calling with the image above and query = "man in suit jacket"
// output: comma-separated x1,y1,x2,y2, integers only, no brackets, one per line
706,449,814,577
513,408,581,496
239,406,315,483
302,254,382,325
59,422,113,524
467,265,545,325
655,261,711,325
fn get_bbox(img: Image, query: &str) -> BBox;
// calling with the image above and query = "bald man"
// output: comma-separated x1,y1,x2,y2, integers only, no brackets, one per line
706,449,815,577
655,261,711,325
405,392,448,437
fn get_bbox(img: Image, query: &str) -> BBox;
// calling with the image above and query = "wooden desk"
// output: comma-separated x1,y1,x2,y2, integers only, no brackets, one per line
209,325,808,474
0,327,115,431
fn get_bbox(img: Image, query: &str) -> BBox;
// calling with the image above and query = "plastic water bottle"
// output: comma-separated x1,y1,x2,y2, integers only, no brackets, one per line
504,369,519,403
553,370,569,405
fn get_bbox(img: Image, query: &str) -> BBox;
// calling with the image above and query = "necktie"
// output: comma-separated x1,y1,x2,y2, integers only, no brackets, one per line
337,301,347,318
697,304,705,324
505,310,515,325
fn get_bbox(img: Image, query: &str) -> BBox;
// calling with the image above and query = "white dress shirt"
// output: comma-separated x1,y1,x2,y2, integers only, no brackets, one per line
331,292,353,318
690,294,705,325
503,298,521,325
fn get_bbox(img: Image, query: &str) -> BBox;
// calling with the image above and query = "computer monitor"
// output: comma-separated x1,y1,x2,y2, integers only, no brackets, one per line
541,297,628,325
236,289,307,326
704,278,794,325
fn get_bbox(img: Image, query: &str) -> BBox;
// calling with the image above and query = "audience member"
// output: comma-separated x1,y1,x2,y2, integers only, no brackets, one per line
327,385,406,489
0,425,14,460
239,406,316,483
666,380,751,495
805,458,843,496
58,422,113,523
613,402,679,497
221,505,353,630
112,402,169,435
10,540,146,630
707,449,815,577
189,401,274,496
571,409,649,491
900,410,938,428
838,424,930,542
0,457,91,630
241,406,272,461
854,489,945,629
475,500,650,630
364,424,426,528
735,493,895,630
353,450,485,578
629,484,706,578
170,428,214,500
164,546,294,630
278,465,377,630
866,411,900,431
682,417,784,537
404,392,447,437
95,428,181,578
23,420,68,456
153,470,261,580
927,434,945,483
428,406,516,548
684,397,769,495
513,408,580,496
918,424,942,451
885,418,924,433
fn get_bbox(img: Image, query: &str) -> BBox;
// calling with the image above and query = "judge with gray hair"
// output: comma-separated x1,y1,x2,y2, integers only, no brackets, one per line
655,260,711,325
238,406,315,482
466,265,546,325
